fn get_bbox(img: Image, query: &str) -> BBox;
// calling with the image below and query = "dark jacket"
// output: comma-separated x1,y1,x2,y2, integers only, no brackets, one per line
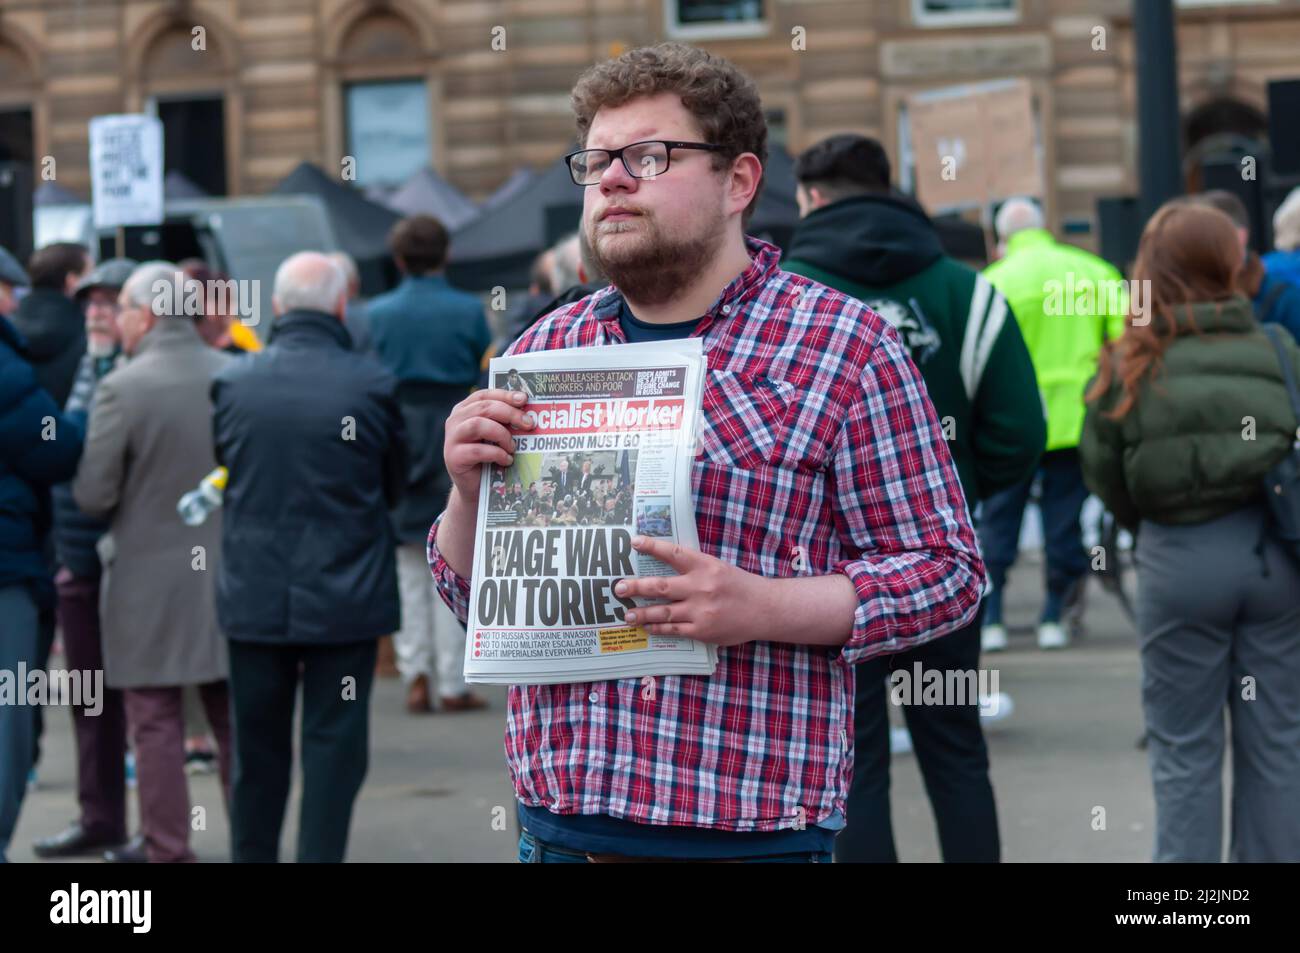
390,379,466,543
51,351,117,579
211,309,408,644
11,289,86,409
343,299,374,353
0,316,84,607
1254,267,1300,343
784,193,1045,501
1080,296,1300,529
367,273,489,387
479,283,602,390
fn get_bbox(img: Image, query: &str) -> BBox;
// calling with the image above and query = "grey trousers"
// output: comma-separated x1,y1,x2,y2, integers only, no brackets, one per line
1136,503,1300,862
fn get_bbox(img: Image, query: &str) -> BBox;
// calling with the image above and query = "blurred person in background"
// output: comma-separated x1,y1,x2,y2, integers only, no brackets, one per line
0,249,84,863
980,197,1125,652
490,248,557,359
1189,191,1300,341
72,262,233,863
1263,185,1300,290
327,251,374,354
9,242,93,793
367,216,489,714
33,258,139,860
12,242,92,408
1080,202,1300,862
212,252,406,861
0,247,27,320
786,133,1045,863
179,259,262,355
480,234,607,387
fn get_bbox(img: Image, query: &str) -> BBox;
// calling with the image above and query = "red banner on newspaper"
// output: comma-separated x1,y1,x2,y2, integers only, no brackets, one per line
527,398,686,435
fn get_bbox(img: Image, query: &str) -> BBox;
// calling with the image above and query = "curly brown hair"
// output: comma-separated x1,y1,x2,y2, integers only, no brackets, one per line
571,42,768,225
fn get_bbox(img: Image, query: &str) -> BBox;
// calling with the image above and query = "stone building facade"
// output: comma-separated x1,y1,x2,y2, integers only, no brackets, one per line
1,0,1297,240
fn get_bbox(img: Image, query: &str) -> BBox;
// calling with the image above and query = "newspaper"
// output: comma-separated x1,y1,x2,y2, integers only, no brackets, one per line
464,339,714,685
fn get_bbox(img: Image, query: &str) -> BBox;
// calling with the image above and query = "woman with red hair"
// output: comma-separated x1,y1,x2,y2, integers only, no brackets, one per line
1081,201,1300,862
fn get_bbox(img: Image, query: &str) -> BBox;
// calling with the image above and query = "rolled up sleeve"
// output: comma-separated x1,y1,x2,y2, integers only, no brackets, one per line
427,510,472,623
828,324,985,665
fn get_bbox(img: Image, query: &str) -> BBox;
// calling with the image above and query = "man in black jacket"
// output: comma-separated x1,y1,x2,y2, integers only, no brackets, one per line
785,135,1045,863
211,251,407,863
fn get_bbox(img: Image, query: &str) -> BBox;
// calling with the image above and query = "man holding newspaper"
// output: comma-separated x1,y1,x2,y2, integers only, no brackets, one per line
428,43,983,862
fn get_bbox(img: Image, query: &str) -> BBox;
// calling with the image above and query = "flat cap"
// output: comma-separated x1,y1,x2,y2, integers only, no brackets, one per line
74,257,139,299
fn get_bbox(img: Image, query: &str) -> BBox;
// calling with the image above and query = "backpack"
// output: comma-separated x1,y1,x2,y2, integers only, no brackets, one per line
1259,323,1300,567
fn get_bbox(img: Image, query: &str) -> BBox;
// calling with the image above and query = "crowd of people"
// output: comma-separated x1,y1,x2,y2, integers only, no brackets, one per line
2,40,1299,864
486,455,634,528
0,217,491,863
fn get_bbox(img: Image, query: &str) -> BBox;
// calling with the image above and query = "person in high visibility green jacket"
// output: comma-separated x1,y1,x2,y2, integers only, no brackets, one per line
979,198,1127,653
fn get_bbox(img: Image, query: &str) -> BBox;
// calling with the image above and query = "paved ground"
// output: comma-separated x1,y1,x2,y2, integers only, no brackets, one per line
11,550,1159,863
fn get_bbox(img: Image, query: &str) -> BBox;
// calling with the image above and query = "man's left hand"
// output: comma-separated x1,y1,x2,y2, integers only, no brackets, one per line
614,536,766,646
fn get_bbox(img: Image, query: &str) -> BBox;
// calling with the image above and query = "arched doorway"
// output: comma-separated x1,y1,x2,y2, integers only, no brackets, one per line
134,19,238,196
1182,96,1268,194
336,9,433,190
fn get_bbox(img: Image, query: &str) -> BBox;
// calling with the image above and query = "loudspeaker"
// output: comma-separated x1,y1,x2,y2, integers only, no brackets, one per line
0,160,34,263
1203,154,1270,251
1268,79,1300,176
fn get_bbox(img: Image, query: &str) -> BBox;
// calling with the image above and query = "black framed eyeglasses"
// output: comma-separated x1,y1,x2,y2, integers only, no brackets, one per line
564,140,729,186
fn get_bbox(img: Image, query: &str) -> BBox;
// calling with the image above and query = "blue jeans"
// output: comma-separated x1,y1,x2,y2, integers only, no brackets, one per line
979,448,1090,625
0,585,40,863
517,830,832,863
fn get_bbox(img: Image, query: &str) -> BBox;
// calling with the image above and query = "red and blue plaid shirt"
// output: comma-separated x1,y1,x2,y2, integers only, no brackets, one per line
429,237,983,832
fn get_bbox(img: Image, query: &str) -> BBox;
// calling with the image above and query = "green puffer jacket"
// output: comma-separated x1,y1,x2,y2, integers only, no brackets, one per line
1080,296,1300,529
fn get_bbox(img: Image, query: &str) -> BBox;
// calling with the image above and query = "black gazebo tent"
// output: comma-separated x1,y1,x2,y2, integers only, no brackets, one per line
270,161,403,294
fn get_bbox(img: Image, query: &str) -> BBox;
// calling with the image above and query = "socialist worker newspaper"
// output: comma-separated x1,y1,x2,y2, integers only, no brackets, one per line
465,339,715,685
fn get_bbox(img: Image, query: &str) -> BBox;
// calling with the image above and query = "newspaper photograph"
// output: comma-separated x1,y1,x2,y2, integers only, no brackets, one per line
465,338,713,685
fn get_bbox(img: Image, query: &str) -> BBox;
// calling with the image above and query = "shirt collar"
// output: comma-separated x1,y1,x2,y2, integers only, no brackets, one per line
594,236,783,336
134,316,200,355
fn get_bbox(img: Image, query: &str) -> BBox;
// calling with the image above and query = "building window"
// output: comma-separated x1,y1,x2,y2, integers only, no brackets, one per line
666,1,768,40
344,80,431,189
912,0,1018,28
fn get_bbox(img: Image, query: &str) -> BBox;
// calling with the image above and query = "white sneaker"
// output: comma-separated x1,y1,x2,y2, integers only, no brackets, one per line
889,726,913,755
981,623,1008,653
979,691,1015,725
1037,621,1069,650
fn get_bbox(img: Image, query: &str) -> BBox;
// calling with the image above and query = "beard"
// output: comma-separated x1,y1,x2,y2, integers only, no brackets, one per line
586,202,726,307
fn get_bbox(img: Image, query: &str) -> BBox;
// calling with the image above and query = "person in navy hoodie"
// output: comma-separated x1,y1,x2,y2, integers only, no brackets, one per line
0,245,85,863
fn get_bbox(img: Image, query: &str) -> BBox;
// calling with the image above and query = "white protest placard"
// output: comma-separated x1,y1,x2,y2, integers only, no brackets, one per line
89,114,164,230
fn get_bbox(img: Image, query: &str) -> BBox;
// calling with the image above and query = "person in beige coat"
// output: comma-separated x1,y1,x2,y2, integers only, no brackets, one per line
73,261,232,863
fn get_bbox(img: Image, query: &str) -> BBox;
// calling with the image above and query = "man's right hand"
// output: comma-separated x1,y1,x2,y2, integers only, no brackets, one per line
444,388,534,506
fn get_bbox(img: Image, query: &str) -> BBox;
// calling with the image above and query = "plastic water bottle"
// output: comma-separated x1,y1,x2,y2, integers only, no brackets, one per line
177,467,228,526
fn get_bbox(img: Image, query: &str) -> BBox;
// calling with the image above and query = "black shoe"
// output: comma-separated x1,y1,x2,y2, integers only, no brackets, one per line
103,834,148,863
33,823,126,859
